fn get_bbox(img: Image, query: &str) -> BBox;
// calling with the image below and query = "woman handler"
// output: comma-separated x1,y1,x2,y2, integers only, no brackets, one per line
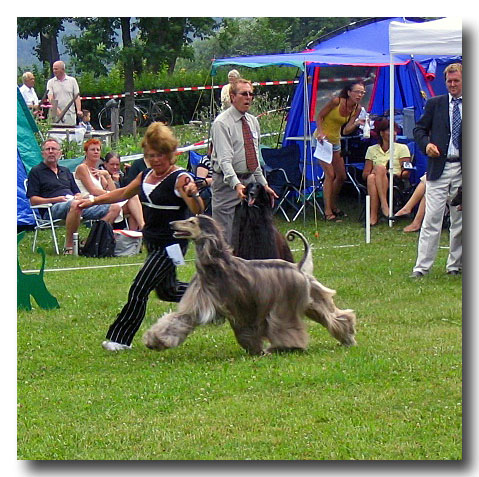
79,122,204,351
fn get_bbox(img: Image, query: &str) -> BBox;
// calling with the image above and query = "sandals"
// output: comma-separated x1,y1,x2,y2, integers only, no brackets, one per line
63,247,74,255
333,208,348,218
325,214,342,223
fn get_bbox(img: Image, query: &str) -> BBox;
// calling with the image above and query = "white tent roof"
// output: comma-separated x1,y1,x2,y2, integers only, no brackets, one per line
389,17,462,56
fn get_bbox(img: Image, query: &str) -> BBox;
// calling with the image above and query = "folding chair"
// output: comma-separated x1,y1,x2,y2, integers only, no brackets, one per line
262,144,324,222
24,179,62,255
187,150,212,215
341,135,368,202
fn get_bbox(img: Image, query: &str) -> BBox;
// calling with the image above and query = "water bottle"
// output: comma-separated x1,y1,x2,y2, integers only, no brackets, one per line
363,113,370,139
73,233,79,256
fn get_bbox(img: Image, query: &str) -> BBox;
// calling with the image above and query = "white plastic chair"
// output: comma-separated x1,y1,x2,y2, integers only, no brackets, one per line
24,179,62,255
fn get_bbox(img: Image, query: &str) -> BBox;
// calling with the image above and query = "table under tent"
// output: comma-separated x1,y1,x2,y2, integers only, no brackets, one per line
211,17,462,226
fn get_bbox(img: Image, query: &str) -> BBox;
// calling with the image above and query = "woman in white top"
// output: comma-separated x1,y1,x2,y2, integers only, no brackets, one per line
220,69,240,110
362,119,411,226
74,139,123,226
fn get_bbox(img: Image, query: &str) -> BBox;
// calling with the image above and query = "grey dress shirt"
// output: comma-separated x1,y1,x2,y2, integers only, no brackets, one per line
210,106,267,189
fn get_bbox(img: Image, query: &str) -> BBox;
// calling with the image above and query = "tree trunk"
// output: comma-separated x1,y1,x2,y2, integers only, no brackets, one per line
120,17,136,136
39,32,60,73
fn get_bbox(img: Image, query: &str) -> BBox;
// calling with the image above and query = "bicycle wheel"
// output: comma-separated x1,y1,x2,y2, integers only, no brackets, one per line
118,106,143,129
151,100,173,125
97,108,110,130
135,106,148,127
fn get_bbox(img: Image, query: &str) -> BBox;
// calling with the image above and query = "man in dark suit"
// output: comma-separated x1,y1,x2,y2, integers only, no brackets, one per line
411,63,462,277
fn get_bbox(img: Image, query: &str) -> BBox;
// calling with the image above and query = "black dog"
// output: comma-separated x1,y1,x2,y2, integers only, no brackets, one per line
231,182,294,262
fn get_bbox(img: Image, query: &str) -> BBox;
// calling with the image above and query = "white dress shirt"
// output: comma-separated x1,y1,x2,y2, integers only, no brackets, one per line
447,93,462,158
19,84,39,107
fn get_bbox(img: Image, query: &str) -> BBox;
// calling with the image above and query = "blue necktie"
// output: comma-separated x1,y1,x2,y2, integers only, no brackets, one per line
452,97,462,149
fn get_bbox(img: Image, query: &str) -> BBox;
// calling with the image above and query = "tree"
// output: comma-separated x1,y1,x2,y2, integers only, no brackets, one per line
17,17,68,73
184,17,367,71
137,17,220,74
119,17,137,135
63,18,120,76
63,17,220,132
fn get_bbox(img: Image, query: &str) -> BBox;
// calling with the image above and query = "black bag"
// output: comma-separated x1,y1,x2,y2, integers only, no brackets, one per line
80,220,116,258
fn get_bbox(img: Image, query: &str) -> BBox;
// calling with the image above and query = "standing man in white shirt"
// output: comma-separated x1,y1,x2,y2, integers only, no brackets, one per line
47,61,83,126
411,63,462,278
210,78,277,244
19,72,39,112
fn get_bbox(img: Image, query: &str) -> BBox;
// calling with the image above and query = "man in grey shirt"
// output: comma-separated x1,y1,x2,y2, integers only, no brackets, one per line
210,78,277,244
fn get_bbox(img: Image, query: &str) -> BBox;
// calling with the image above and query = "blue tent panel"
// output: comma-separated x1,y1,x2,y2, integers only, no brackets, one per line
17,150,34,226
369,62,428,121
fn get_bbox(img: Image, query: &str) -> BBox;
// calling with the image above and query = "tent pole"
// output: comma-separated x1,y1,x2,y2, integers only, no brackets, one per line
388,55,395,227
302,63,309,221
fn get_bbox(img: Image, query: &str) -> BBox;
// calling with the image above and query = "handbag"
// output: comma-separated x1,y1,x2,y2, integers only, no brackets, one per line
113,229,143,257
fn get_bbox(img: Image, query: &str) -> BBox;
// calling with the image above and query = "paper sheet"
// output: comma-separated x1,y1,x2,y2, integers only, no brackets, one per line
313,140,333,164
166,243,185,266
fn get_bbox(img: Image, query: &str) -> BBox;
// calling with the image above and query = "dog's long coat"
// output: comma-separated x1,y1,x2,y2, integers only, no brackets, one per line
143,215,356,355
231,182,294,261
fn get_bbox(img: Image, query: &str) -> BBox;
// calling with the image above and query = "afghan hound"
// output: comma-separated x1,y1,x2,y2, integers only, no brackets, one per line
143,215,356,355
231,182,294,262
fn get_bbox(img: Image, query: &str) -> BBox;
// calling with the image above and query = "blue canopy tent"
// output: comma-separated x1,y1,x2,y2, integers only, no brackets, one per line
211,17,461,213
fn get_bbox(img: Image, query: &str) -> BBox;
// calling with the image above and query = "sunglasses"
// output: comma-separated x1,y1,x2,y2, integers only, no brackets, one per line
237,91,255,98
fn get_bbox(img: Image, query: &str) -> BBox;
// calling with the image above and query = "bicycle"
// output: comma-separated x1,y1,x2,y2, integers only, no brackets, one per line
98,97,174,130
97,99,144,131
134,97,174,126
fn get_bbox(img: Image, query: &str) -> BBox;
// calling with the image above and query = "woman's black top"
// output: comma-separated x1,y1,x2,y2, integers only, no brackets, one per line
139,168,190,248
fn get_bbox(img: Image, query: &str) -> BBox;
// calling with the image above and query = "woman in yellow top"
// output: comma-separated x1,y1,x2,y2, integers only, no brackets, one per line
362,119,411,226
315,81,366,221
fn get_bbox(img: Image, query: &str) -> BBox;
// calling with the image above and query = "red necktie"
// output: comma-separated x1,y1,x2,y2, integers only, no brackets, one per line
241,116,258,171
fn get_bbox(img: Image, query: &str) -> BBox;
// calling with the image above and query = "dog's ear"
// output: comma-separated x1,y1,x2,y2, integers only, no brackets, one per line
198,215,219,234
259,184,270,206
196,216,230,263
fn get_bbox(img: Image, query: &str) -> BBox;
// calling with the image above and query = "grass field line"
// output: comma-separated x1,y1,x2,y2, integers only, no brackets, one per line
21,243,360,274
21,243,451,274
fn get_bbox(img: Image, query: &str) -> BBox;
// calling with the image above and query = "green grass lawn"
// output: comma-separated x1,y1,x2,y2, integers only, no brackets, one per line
17,201,462,460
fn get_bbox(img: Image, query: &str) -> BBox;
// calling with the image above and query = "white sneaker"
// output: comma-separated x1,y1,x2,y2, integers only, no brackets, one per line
102,340,131,351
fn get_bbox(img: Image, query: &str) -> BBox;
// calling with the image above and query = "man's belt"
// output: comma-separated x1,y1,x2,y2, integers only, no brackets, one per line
446,157,461,163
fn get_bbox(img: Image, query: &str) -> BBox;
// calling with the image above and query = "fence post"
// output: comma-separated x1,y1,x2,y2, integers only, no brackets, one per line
49,99,58,123
111,108,120,143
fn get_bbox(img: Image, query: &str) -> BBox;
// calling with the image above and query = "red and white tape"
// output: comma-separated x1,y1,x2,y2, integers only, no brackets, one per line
80,77,365,101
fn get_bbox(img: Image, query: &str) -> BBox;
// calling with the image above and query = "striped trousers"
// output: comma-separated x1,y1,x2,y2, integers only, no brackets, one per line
106,242,188,346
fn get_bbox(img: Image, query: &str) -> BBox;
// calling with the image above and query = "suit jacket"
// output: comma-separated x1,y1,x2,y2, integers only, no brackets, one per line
413,94,462,181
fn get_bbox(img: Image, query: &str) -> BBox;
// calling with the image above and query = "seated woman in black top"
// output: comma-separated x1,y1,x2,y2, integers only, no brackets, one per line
79,122,204,351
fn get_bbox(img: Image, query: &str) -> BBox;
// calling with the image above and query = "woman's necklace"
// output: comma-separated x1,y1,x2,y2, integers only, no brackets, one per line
152,165,174,182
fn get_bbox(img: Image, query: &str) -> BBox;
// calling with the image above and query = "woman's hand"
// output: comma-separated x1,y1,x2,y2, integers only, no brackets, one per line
182,176,200,197
179,175,204,214
78,197,96,209
317,133,327,144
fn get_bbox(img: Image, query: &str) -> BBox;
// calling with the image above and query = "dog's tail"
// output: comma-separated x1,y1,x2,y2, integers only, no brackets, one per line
286,230,313,275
